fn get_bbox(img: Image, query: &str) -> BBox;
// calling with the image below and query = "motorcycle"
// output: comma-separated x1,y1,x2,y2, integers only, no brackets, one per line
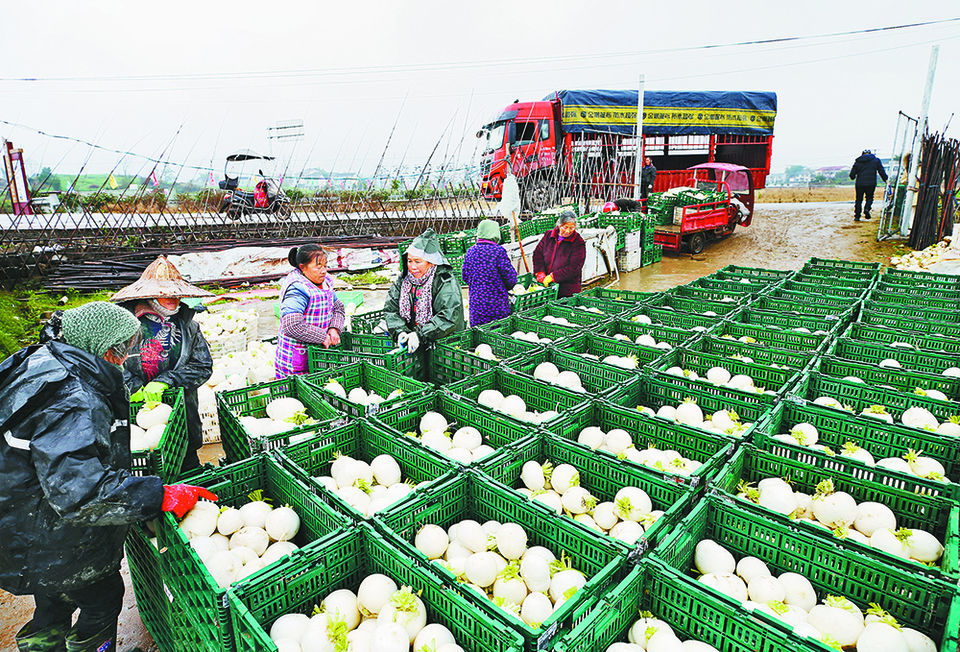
218,150,292,219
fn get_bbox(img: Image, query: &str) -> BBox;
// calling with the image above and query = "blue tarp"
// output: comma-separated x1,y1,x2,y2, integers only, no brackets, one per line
548,90,777,136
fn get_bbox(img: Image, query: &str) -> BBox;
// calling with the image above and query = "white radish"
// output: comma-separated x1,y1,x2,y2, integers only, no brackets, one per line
496,523,528,560
357,574,398,617
264,506,300,542
778,572,817,612
854,502,897,537
415,524,449,560
694,539,736,575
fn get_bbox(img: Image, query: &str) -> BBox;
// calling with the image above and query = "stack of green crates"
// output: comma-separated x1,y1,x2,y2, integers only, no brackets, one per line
641,243,662,266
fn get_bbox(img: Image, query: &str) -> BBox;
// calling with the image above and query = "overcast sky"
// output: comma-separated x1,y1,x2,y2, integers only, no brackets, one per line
2,1,958,183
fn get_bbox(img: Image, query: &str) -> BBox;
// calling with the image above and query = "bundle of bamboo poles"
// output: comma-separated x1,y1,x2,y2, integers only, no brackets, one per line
909,130,959,251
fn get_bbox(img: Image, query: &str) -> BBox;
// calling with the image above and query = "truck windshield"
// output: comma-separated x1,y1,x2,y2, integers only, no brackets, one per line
481,122,507,153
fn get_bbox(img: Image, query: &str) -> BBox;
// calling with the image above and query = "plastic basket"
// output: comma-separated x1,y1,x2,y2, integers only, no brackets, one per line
689,276,768,294
507,347,644,402
349,308,387,334
430,328,541,385
647,293,741,317
641,244,663,266
884,267,960,285
155,455,350,652
651,494,958,652
707,319,830,352
130,388,188,483
734,307,850,333
599,317,702,348
669,284,754,305
876,278,960,297
815,355,960,401
789,270,877,289
307,330,422,379
651,347,801,402
750,295,858,319
764,287,862,309
826,337,960,375
554,331,670,374
579,287,662,306
553,560,803,652
375,471,628,652
752,399,960,499
215,374,343,465
803,256,882,272
478,313,583,345
558,293,637,317
711,442,960,581
228,523,526,652
509,273,559,312
691,335,819,372
715,264,793,282
125,524,177,652
517,301,616,329
298,360,433,417
274,419,456,521
623,305,725,331
781,278,870,299
547,400,735,493
869,288,959,311
858,308,960,338
478,431,698,556
860,298,960,324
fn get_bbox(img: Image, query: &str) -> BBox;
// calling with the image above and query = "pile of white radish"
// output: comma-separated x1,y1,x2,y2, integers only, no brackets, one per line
403,411,496,464
692,538,938,651
890,234,954,271
179,493,301,589
542,315,573,326
197,340,278,442
576,306,605,314
510,283,547,296
576,426,703,477
532,362,586,392
636,400,754,438
771,420,952,482
477,390,560,424
511,330,553,345
629,313,710,334
320,378,403,408
515,459,662,545
600,354,641,370
414,519,589,628
313,452,425,517
613,331,673,352
268,578,466,652
238,396,317,443
473,343,499,361
735,477,945,564
610,612,720,651
664,365,775,396
130,400,173,452
813,392,960,436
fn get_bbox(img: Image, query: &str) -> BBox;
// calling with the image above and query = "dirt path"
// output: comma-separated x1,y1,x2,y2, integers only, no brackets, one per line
0,201,900,652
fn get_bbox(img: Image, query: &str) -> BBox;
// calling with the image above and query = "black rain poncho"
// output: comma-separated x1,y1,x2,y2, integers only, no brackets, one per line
0,341,164,594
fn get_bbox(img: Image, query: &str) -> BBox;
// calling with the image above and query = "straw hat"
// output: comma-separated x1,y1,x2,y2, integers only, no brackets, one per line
111,256,215,303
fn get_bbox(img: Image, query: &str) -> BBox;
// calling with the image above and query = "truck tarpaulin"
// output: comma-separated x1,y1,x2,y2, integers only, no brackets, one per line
550,90,777,136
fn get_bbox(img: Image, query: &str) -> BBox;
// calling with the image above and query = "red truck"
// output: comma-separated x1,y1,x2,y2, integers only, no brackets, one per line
477,89,776,212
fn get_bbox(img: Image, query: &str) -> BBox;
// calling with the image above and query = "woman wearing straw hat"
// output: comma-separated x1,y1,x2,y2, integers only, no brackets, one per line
112,256,215,473
462,219,518,327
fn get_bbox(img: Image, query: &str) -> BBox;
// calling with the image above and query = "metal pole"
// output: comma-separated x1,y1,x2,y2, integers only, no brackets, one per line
633,74,645,200
901,44,939,236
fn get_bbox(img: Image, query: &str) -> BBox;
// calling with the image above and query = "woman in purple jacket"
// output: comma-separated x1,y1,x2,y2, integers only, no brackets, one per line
533,211,587,298
461,219,519,327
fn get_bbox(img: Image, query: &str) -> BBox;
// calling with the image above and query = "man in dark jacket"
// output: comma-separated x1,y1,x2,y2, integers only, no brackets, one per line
849,149,888,221
1,301,215,652
533,211,587,298
640,156,657,199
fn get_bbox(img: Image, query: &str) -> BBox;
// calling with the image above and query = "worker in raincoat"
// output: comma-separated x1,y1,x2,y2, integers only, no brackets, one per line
384,229,465,377
0,301,217,652
112,256,215,473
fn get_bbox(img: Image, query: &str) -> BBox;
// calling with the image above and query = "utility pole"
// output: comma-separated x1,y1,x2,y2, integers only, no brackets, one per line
633,75,646,201
901,45,939,236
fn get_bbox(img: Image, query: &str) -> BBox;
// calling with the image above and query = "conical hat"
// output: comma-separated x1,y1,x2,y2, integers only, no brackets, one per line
111,256,215,302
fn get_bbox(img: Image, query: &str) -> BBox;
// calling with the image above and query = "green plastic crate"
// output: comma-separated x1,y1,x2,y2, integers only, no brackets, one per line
554,331,670,374
580,287,662,306
478,313,583,345
790,270,877,289
444,367,591,440
800,265,879,282
228,523,525,652
349,308,386,334
546,400,735,493
815,355,960,401
781,279,870,299
842,321,960,354
651,493,958,650
876,278,960,298
376,471,628,652
860,298,960,324
558,293,636,317
476,432,697,557
826,337,960,375
750,295,858,319
215,374,343,464
764,287,862,309
623,305,726,331
641,243,663,266
647,293,741,317
508,347,644,402
869,288,960,311
600,317,702,348
734,307,849,334
715,264,793,282
430,328,542,385
803,256,882,272
694,335,820,371
130,388,188,483
155,455,350,652
711,443,960,581
669,284,754,305
517,301,616,329
789,372,960,440
307,330,423,379
274,419,456,520
858,308,960,338
690,276,768,294
884,267,960,285
707,319,830,352
125,523,177,652
753,399,960,498
298,360,433,417
553,560,805,652
509,273,559,312
439,231,466,255
651,347,801,402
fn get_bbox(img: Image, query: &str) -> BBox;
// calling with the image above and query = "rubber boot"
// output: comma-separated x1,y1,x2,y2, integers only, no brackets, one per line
64,623,116,652
15,620,68,652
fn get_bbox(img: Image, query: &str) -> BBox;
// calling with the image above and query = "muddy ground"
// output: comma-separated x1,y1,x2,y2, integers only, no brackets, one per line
0,199,901,652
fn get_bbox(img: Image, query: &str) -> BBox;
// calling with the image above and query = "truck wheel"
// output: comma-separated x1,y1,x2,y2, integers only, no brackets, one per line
688,232,706,255
522,178,554,214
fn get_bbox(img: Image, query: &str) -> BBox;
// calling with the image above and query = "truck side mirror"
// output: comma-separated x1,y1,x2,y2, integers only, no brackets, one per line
507,122,517,145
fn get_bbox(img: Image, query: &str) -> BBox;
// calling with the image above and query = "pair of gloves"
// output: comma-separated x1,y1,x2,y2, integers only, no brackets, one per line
130,381,168,403
535,272,554,286
397,331,421,353
162,483,219,518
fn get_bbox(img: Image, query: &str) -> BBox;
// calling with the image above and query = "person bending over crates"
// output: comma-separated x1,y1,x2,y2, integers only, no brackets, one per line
2,301,217,652
275,245,346,379
112,256,215,473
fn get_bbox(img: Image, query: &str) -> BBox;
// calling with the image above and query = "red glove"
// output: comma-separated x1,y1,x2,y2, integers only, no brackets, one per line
535,272,546,283
162,484,219,519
